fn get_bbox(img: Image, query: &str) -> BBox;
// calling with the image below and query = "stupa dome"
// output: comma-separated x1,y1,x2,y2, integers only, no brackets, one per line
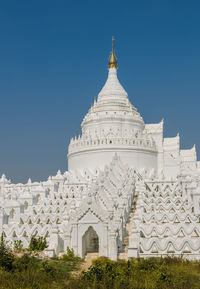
68,40,157,172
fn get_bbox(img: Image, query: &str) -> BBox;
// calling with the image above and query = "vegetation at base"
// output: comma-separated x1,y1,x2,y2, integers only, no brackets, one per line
0,234,14,271
0,245,83,289
0,239,199,289
28,235,48,252
14,240,24,252
61,246,82,262
71,257,200,289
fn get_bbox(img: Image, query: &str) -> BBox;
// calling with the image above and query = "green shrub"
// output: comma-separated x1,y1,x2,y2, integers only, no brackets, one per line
74,257,200,289
14,240,23,252
28,236,48,252
0,253,81,288
13,253,40,271
61,247,82,263
0,251,199,289
66,247,75,257
0,234,14,271
137,257,159,271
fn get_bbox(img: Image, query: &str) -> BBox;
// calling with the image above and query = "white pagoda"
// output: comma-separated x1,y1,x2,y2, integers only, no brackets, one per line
0,39,200,260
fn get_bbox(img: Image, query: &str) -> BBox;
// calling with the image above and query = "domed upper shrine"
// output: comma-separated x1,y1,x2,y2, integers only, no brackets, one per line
68,39,157,172
81,38,144,137
97,37,128,103
97,68,128,103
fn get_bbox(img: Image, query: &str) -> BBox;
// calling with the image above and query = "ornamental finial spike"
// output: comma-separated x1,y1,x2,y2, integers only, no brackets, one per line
112,36,114,51
108,36,117,69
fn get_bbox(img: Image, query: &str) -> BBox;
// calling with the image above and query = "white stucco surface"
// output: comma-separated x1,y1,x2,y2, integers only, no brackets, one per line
0,50,200,260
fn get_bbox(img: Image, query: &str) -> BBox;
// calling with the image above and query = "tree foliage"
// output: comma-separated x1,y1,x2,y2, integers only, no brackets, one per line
14,240,23,252
71,257,200,289
0,243,199,289
28,236,48,252
0,234,14,271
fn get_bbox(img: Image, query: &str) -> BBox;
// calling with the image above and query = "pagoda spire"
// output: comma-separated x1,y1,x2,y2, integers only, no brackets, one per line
108,36,117,69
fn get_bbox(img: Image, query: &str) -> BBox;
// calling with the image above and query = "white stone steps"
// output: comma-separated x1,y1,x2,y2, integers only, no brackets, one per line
83,252,99,270
118,193,139,259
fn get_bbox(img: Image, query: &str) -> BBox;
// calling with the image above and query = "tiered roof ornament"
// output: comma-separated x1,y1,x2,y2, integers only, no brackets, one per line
108,36,117,69
97,37,128,102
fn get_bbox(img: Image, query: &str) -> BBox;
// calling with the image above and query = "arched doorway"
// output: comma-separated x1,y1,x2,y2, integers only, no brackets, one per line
82,226,99,257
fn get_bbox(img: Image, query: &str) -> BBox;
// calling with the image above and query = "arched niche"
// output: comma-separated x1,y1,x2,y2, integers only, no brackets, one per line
82,226,99,257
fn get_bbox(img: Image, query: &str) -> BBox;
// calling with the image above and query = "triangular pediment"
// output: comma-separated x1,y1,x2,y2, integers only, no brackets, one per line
170,208,175,213
174,216,180,223
182,244,191,253
151,229,158,237
185,216,191,224
178,229,185,237
151,244,158,253
192,229,199,237
164,229,169,237
79,209,101,223
162,216,168,223
167,243,175,253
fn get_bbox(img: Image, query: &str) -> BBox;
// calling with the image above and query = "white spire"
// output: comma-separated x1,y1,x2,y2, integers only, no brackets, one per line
98,68,128,103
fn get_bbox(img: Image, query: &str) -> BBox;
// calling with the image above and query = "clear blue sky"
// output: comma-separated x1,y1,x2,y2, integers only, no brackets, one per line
0,0,200,183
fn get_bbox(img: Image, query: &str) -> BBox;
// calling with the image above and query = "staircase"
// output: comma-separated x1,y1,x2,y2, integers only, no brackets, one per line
82,252,99,271
118,192,139,260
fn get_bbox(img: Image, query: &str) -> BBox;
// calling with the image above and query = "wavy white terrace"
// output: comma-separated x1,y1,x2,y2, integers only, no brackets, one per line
0,43,200,260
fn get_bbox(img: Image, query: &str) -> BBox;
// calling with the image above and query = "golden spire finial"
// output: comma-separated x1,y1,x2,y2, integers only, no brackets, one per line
112,36,114,51
108,36,117,69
